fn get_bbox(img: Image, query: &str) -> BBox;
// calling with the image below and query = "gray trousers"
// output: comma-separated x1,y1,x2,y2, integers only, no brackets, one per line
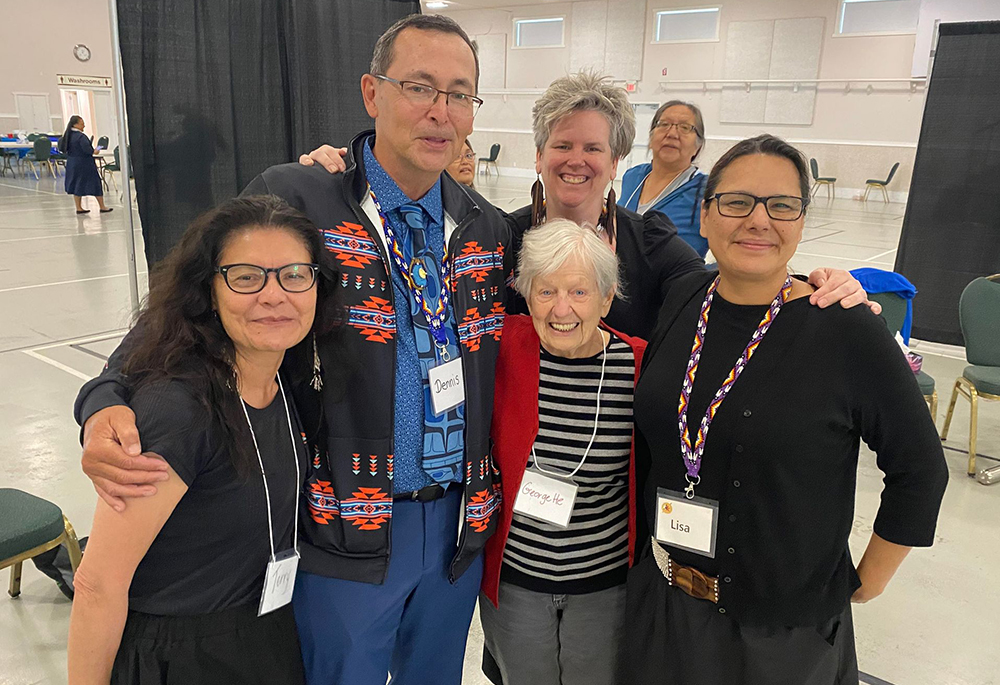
479,582,626,685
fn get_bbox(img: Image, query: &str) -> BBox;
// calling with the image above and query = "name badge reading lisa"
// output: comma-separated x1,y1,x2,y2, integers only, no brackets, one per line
512,469,578,528
654,488,719,558
428,357,465,416
258,548,299,616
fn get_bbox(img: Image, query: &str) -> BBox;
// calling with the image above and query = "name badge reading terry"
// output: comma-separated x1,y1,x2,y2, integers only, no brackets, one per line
513,469,578,528
655,488,719,558
428,357,465,416
258,549,299,616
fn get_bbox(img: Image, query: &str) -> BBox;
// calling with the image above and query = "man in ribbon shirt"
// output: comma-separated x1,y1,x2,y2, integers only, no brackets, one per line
73,14,507,684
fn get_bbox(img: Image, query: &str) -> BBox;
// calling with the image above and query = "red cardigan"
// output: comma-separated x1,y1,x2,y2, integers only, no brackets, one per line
481,314,647,607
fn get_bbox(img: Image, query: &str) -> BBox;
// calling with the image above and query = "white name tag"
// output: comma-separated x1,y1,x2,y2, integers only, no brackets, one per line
258,549,299,616
654,488,719,558
512,469,578,528
428,357,465,416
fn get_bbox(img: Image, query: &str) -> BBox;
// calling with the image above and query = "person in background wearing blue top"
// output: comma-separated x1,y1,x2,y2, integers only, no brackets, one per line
59,116,113,215
620,101,705,257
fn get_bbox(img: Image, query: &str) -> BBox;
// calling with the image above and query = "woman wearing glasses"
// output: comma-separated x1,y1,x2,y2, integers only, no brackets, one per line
626,135,948,684
619,101,707,257
299,73,871,341
68,196,341,684
446,139,476,188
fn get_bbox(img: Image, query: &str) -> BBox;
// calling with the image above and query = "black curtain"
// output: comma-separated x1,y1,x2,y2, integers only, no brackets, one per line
116,0,420,267
895,21,1000,345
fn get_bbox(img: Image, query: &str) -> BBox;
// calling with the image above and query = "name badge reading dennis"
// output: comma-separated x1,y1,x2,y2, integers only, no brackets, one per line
428,357,465,416
654,488,719,558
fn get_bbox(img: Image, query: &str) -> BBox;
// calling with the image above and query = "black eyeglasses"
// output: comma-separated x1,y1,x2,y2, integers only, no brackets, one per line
707,193,808,221
373,74,483,117
215,263,320,294
654,121,697,135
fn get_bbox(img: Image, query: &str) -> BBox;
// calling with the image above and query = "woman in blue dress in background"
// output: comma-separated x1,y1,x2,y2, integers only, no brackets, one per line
619,101,706,257
59,115,112,214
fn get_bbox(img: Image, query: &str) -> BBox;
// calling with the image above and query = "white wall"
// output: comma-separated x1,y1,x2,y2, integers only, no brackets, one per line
912,0,1000,77
437,0,990,197
0,0,115,134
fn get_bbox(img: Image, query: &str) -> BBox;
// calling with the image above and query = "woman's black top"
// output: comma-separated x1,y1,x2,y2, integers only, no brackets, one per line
634,271,948,628
505,205,705,339
126,379,309,615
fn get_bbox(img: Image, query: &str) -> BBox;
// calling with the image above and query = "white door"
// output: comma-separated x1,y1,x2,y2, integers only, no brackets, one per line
91,90,118,152
15,94,52,133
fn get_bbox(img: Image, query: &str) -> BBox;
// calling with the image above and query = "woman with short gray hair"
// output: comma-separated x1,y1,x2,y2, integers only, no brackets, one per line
301,71,872,339
504,73,869,340
480,218,645,685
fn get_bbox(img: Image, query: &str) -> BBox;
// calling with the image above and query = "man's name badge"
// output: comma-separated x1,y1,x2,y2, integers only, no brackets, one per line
654,488,719,558
258,548,299,616
428,357,465,416
512,469,578,529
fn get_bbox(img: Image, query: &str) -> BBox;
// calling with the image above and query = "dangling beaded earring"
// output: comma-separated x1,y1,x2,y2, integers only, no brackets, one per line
310,333,323,391
530,174,545,227
604,187,617,246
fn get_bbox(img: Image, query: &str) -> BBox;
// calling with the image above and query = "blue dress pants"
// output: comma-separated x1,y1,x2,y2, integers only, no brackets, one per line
292,488,483,685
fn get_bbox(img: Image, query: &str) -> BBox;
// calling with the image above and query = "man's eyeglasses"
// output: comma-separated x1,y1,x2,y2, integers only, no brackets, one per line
706,193,808,221
654,121,698,135
457,152,476,161
373,74,483,118
215,263,320,294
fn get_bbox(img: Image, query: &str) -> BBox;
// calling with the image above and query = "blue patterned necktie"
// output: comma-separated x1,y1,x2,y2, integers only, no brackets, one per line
397,203,465,485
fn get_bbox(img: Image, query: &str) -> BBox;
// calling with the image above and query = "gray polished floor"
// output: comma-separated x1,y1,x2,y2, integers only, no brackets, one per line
1,173,998,685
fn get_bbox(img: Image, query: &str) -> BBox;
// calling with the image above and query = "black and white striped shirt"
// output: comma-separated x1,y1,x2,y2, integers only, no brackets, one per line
501,334,635,595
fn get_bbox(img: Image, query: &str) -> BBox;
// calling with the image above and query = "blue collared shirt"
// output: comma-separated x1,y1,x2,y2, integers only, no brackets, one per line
363,138,465,492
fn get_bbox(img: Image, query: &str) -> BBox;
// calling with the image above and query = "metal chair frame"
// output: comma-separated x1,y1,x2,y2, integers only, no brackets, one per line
2,515,82,598
941,377,999,476
940,273,1000,476
810,179,835,199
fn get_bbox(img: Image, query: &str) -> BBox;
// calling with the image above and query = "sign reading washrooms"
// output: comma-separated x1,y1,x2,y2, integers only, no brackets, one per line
57,74,112,88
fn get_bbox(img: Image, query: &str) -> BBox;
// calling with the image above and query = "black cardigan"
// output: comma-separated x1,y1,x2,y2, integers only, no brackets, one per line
634,270,949,628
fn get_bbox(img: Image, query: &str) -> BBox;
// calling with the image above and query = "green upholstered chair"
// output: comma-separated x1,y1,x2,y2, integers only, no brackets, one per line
0,488,82,598
868,291,937,422
809,158,836,200
23,137,56,179
942,274,1000,476
477,143,500,177
863,162,900,203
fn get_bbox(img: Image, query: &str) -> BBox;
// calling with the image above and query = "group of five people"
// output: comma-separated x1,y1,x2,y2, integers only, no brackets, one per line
66,13,947,685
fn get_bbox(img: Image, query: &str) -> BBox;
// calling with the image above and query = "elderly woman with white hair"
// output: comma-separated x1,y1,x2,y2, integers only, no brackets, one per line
479,217,645,685
300,71,875,341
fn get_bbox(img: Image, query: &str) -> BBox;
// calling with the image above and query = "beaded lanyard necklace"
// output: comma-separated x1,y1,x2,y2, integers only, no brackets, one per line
677,274,793,499
369,189,453,357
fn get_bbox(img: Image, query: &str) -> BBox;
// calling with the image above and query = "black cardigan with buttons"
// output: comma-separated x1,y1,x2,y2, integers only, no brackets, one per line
634,270,948,628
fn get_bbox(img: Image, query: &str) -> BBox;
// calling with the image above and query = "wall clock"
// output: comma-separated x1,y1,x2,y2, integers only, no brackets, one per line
73,44,91,62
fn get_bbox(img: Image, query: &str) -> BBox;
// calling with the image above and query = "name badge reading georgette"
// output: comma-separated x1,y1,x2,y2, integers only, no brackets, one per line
512,469,578,529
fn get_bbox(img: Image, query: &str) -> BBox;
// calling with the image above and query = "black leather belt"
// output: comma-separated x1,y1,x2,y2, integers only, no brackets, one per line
393,484,447,502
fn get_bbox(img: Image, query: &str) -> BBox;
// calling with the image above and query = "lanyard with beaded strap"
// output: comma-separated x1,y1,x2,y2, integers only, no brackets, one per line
677,274,793,499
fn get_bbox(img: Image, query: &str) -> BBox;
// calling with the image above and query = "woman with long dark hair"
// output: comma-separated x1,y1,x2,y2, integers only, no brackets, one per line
67,195,341,684
59,115,112,214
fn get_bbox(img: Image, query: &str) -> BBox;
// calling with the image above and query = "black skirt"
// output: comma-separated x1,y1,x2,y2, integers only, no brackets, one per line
111,603,305,685
624,549,858,685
